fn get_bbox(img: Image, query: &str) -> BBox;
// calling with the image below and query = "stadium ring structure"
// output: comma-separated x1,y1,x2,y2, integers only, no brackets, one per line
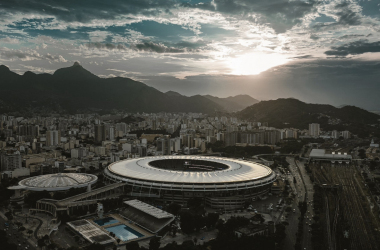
104,156,276,209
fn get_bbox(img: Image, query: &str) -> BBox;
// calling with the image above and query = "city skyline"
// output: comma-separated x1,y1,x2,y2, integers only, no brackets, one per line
0,0,380,110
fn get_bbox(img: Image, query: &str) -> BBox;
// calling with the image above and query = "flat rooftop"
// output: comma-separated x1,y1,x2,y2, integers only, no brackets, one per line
309,149,352,160
125,200,173,219
67,219,115,245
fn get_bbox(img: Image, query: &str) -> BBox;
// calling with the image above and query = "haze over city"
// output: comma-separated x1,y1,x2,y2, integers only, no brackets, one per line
0,0,380,109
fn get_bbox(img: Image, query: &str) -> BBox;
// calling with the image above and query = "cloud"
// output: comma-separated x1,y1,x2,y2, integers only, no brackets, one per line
325,40,380,57
0,0,177,23
0,48,67,62
190,0,318,33
131,42,185,53
84,42,128,50
0,37,20,44
334,1,361,26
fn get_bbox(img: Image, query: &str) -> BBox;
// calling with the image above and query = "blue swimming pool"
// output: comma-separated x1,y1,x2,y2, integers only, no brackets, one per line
93,217,119,226
105,224,144,241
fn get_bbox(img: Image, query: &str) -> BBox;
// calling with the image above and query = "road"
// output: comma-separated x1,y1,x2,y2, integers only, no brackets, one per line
296,159,315,250
283,157,314,250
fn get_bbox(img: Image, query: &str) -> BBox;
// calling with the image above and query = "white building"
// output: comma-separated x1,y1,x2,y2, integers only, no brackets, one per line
46,130,61,146
309,123,320,137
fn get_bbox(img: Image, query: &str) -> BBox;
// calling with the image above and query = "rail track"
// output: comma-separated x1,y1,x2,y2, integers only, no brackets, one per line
334,165,378,250
311,162,380,250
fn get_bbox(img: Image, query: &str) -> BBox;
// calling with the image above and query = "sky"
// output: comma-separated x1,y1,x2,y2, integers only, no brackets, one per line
0,0,380,110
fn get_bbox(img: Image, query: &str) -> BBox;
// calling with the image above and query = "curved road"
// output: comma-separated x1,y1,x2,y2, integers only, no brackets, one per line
14,213,43,239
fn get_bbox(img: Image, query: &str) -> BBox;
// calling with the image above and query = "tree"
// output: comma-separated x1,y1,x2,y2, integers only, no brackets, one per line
85,243,106,250
125,241,140,250
37,238,46,249
206,212,219,228
180,211,195,234
4,211,13,220
149,237,161,250
167,203,181,216
27,229,33,237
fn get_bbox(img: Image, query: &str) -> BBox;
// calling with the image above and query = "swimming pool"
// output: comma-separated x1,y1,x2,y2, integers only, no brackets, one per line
93,217,119,226
105,224,144,241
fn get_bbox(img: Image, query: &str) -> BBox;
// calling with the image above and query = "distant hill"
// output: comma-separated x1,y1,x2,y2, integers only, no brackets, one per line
237,98,380,137
165,91,183,97
203,94,259,112
0,63,225,114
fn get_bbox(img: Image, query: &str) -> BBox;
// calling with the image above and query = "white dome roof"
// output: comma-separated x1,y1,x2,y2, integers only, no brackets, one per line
16,173,98,191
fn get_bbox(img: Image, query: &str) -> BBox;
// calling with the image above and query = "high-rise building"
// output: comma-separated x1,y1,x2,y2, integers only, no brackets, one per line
309,123,320,137
331,130,339,139
137,145,147,157
46,130,61,146
71,148,88,159
115,123,127,134
342,130,350,139
109,126,115,140
264,130,281,145
225,132,239,146
0,151,22,171
157,136,171,155
94,124,107,142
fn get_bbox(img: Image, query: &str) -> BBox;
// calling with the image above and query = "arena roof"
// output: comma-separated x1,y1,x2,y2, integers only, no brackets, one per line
12,173,98,191
107,156,274,185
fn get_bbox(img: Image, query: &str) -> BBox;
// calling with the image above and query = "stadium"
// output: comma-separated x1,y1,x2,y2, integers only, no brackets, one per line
104,156,276,209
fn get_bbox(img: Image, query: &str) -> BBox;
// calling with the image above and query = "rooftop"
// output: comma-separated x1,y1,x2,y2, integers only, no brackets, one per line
107,156,273,184
13,173,98,191
309,149,352,160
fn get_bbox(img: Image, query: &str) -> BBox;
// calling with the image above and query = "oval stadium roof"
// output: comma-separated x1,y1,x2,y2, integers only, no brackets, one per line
107,156,274,184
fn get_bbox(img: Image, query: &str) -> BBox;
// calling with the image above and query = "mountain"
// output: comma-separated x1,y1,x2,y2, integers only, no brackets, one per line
0,63,224,114
203,94,259,112
165,91,183,97
237,98,380,137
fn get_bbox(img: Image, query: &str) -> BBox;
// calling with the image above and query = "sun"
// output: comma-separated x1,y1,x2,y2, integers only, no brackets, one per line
227,52,291,75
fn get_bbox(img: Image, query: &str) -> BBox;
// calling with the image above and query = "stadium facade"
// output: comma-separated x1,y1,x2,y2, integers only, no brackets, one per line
104,156,276,209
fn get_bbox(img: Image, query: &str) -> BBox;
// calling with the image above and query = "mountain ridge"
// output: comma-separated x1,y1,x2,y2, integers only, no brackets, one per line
0,63,225,114
203,94,259,112
237,98,380,137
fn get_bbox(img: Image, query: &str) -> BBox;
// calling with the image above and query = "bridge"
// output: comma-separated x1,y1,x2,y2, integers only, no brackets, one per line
31,182,127,217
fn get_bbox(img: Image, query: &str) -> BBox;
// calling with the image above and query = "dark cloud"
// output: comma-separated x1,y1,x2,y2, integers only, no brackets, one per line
131,42,185,53
175,40,206,49
325,40,380,56
0,0,177,23
291,55,313,59
85,43,128,50
189,0,318,33
339,34,365,39
335,2,361,25
313,1,362,30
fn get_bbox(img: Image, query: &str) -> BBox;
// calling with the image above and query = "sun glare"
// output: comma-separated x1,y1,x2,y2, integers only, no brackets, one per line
227,52,291,75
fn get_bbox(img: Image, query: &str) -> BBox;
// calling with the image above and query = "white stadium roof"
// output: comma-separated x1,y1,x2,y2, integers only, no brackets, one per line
107,156,274,184
11,173,98,191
